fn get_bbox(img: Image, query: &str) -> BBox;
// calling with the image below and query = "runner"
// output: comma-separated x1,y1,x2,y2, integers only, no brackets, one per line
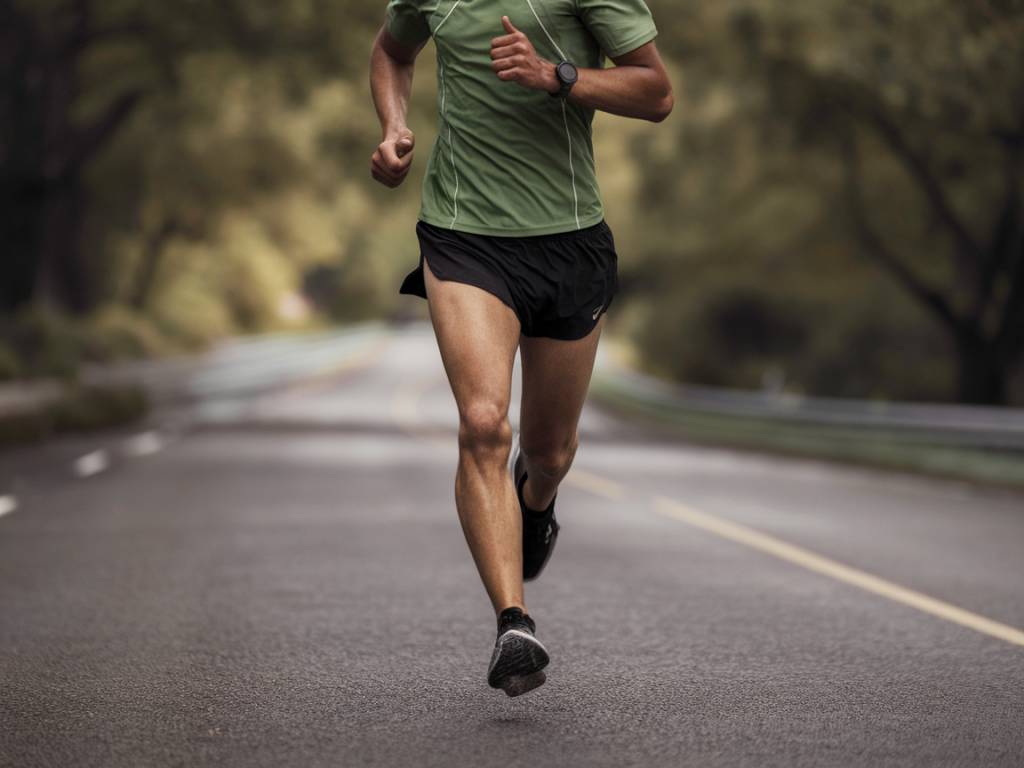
370,0,672,696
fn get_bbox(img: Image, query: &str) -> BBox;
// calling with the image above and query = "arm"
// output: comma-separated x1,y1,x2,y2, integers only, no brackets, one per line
490,16,673,123
369,26,427,188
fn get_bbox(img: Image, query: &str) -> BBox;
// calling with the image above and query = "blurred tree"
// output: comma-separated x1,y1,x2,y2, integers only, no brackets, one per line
776,1,1024,404
633,0,1023,404
6,0,1018,407
0,0,389,316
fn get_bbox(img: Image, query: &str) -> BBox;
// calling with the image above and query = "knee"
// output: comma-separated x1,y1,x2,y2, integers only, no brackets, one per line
458,401,512,460
522,432,578,479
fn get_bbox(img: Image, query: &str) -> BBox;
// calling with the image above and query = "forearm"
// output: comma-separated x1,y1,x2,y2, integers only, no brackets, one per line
489,19,672,123
369,28,422,188
370,31,416,137
565,64,673,123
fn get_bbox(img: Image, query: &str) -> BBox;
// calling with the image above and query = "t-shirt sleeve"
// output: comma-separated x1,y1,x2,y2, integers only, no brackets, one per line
577,0,658,59
385,0,431,47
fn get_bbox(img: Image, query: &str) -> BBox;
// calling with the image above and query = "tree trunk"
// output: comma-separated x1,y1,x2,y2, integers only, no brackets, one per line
0,183,42,312
131,218,177,310
954,329,1007,405
33,174,90,313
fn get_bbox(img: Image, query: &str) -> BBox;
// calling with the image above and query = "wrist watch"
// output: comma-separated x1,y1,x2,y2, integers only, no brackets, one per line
550,61,578,98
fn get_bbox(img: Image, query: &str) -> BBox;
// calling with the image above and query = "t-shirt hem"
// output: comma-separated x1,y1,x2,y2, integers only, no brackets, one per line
603,27,658,59
418,211,606,237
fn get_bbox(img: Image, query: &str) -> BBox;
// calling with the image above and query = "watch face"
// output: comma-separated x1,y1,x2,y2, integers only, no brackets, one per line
557,61,578,85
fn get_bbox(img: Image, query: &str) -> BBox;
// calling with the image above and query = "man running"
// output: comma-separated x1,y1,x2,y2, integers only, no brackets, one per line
370,0,672,696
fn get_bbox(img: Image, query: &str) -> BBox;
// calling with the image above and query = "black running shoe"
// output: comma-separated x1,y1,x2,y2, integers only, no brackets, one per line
512,441,561,582
487,607,550,697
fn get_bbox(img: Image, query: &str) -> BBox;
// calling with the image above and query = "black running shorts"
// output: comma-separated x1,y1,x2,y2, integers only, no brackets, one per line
399,220,619,341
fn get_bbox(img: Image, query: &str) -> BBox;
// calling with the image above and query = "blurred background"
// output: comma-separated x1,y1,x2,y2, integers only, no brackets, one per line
3,4,1024,764
1,0,1023,451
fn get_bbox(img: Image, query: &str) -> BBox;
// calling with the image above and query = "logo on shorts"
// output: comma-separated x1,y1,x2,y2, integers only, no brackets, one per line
592,305,604,320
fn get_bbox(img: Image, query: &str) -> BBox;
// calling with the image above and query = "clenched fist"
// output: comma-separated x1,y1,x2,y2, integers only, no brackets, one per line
490,16,559,94
371,129,415,188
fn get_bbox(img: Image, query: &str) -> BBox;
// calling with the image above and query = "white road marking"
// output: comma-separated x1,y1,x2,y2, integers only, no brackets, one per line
653,495,1024,648
124,431,164,457
0,495,17,518
73,450,110,478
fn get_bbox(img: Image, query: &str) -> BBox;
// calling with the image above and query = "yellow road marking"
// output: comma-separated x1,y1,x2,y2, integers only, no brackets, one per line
653,495,1024,648
566,469,626,500
282,337,390,399
393,336,1024,649
391,372,445,432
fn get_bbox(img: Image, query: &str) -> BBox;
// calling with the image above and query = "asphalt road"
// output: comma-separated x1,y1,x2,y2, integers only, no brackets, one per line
2,325,1023,767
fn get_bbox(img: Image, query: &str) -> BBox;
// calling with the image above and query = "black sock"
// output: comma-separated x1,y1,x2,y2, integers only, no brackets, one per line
517,470,555,518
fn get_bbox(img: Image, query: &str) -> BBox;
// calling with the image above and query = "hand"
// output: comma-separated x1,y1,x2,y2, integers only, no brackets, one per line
490,16,559,94
371,129,415,188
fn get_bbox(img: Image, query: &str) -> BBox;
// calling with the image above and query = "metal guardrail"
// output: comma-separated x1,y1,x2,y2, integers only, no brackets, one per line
594,360,1024,453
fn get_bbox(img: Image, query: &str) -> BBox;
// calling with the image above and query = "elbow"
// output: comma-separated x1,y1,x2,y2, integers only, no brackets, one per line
648,91,674,123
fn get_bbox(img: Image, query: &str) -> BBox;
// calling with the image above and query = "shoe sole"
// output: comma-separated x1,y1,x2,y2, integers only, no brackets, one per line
500,670,547,697
488,629,550,697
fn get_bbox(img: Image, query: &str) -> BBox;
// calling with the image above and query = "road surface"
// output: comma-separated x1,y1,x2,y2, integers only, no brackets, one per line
2,325,1023,767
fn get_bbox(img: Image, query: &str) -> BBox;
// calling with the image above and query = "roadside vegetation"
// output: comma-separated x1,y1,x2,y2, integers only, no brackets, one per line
2,0,1021,408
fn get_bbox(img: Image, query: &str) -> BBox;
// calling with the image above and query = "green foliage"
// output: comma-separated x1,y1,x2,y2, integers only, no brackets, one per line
81,306,172,363
0,384,148,447
638,282,808,390
0,304,177,378
51,385,148,433
3,0,1021,406
619,0,1024,404
1,308,86,380
0,341,22,381
149,273,236,351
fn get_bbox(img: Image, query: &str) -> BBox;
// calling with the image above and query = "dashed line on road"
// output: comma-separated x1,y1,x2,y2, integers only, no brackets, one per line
0,495,17,518
73,450,110,478
653,495,1024,648
123,430,164,457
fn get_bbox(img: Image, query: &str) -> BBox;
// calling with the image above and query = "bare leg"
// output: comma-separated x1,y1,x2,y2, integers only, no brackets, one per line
422,258,525,616
518,319,605,511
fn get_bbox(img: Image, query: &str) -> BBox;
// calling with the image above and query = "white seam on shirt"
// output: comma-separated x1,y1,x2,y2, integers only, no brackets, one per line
440,57,447,113
524,0,566,60
560,101,580,229
433,5,462,226
448,123,460,226
439,59,460,225
433,0,462,36
525,0,579,229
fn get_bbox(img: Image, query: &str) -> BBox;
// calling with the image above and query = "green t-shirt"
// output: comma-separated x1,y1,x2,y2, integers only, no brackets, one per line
385,0,658,236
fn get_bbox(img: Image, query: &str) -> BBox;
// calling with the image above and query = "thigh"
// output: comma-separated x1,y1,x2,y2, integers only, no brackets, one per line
423,255,522,418
518,316,605,447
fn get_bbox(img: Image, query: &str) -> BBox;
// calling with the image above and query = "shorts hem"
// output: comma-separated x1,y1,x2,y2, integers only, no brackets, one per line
422,252,520,317
417,212,606,238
